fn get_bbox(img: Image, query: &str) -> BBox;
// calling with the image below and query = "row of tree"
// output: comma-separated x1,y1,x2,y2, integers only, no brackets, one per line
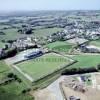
62,64,100,75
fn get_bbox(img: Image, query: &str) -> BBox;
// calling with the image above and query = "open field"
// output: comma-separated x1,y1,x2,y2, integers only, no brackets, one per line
0,27,63,41
16,53,71,81
90,39,100,47
0,60,33,100
0,81,33,100
45,41,73,53
68,55,100,69
0,61,11,80
0,60,10,73
0,42,5,48
0,28,24,41
33,28,63,38
0,25,11,29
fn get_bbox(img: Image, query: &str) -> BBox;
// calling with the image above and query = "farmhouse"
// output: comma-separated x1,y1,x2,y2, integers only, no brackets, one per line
24,49,43,59
5,48,43,64
12,37,36,50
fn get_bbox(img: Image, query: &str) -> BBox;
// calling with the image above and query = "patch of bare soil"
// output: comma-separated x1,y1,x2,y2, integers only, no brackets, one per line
30,89,56,100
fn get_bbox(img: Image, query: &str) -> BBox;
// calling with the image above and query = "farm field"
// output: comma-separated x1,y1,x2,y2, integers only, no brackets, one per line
0,28,22,41
0,82,33,100
0,60,10,73
0,27,63,41
90,39,100,47
16,53,71,81
0,61,10,80
0,25,11,29
33,27,63,38
68,55,100,69
45,41,73,53
0,60,33,100
0,42,5,48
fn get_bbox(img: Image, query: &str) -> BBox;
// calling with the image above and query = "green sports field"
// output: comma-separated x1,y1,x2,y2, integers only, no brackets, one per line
16,53,71,81
68,55,100,69
45,41,73,53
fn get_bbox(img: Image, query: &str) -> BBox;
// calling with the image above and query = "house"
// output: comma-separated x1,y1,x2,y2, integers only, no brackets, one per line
12,37,36,51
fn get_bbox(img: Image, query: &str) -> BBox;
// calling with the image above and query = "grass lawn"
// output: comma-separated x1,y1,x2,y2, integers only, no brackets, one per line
0,28,33,41
0,42,5,48
0,60,10,73
33,27,63,38
0,27,63,41
0,82,33,100
68,55,100,69
90,39,100,47
0,60,11,79
45,41,73,53
16,53,70,80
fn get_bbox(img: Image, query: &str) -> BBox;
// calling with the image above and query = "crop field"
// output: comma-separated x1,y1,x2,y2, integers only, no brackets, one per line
0,28,22,41
33,27,63,38
16,53,71,81
68,55,100,69
90,39,100,47
45,41,73,53
0,25,10,30
0,27,63,41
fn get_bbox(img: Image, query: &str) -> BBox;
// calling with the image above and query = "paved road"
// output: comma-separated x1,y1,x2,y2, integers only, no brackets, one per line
47,76,66,100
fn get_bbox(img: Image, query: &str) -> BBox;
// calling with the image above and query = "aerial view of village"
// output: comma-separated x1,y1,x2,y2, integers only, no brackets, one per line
0,0,100,100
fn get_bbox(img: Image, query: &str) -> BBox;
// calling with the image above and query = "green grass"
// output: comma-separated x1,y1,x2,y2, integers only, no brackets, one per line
0,61,10,73
0,27,63,41
90,39,100,47
1,29,20,40
33,27,63,38
0,82,33,100
45,41,73,53
16,53,70,80
0,28,32,41
0,60,11,80
0,25,10,29
0,42,5,48
68,55,100,69
0,60,33,100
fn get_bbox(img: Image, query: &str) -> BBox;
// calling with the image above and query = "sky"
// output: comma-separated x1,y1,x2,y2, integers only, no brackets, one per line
0,0,100,11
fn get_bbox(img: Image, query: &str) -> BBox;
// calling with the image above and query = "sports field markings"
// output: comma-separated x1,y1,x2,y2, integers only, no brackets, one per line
13,65,34,82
